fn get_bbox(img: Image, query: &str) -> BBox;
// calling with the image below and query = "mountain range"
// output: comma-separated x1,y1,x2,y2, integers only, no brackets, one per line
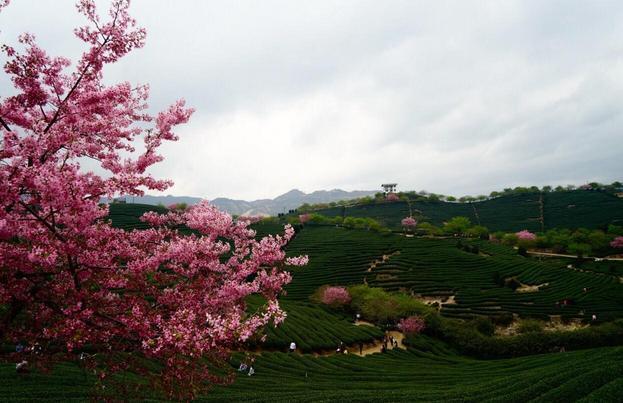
111,189,376,216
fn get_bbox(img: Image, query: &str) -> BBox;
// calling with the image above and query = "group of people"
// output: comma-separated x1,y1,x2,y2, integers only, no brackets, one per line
381,333,399,353
14,342,43,373
238,354,256,376
335,341,350,354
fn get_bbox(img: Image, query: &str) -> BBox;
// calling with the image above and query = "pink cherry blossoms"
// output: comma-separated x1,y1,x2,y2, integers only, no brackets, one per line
515,230,537,241
398,316,426,335
386,193,400,202
401,216,417,229
299,213,311,224
321,286,351,306
0,0,307,398
611,236,623,249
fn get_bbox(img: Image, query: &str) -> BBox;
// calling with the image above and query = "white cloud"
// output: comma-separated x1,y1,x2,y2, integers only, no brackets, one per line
1,0,622,200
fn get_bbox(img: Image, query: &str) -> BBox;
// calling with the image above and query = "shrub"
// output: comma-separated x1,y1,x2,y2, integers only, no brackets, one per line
348,285,431,325
466,225,489,239
517,319,544,334
502,233,518,246
471,316,495,337
492,313,515,327
418,222,442,236
424,316,623,359
443,216,472,235
568,242,592,257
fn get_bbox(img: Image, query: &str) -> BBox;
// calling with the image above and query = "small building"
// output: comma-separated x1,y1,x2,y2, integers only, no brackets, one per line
381,183,397,195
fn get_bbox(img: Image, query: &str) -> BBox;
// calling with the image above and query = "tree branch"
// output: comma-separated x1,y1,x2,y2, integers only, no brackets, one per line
0,116,11,132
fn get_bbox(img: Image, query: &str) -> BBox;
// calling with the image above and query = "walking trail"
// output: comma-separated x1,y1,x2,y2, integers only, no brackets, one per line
527,251,623,261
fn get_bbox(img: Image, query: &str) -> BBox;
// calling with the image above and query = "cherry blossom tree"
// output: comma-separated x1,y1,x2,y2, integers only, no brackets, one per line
515,230,537,241
298,213,311,224
398,316,425,335
401,216,417,231
0,0,306,398
386,193,400,202
611,236,623,249
321,286,351,307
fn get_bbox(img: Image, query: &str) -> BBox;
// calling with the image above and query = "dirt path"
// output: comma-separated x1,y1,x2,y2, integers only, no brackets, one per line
527,251,623,261
367,251,401,272
496,317,587,336
352,321,405,356
516,282,548,293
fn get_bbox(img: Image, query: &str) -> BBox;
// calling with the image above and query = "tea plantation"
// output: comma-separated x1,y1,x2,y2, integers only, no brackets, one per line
314,190,623,231
2,341,622,401
1,202,622,401
285,226,623,322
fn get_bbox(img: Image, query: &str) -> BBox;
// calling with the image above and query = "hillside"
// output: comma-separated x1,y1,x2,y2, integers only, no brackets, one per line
284,226,623,321
4,202,621,401
312,190,623,232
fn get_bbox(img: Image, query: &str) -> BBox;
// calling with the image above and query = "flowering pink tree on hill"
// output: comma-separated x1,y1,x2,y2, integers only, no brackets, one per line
516,230,537,241
611,236,623,249
321,286,351,307
398,316,425,335
386,193,400,202
401,216,417,231
299,213,311,224
0,0,307,398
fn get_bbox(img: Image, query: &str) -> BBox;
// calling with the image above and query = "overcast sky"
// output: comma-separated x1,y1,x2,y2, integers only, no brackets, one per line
1,0,622,200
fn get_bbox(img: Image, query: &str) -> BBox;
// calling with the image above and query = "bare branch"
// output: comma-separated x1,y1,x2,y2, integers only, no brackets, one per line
0,116,11,132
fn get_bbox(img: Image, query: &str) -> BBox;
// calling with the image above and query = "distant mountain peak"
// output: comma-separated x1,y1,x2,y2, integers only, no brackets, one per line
111,188,376,217
213,188,376,216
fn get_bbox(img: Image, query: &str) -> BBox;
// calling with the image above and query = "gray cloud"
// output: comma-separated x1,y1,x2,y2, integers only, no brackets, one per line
1,0,621,200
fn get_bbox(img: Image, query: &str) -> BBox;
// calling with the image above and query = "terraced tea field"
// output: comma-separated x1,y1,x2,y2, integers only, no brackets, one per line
108,203,168,230
248,299,383,352
286,227,623,321
314,190,623,232
203,343,623,402
2,340,622,401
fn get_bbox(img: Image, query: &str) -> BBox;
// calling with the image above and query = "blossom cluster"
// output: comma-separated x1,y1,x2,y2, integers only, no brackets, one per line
515,230,537,241
386,193,400,202
401,216,417,228
611,236,623,249
398,316,426,335
321,286,351,306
